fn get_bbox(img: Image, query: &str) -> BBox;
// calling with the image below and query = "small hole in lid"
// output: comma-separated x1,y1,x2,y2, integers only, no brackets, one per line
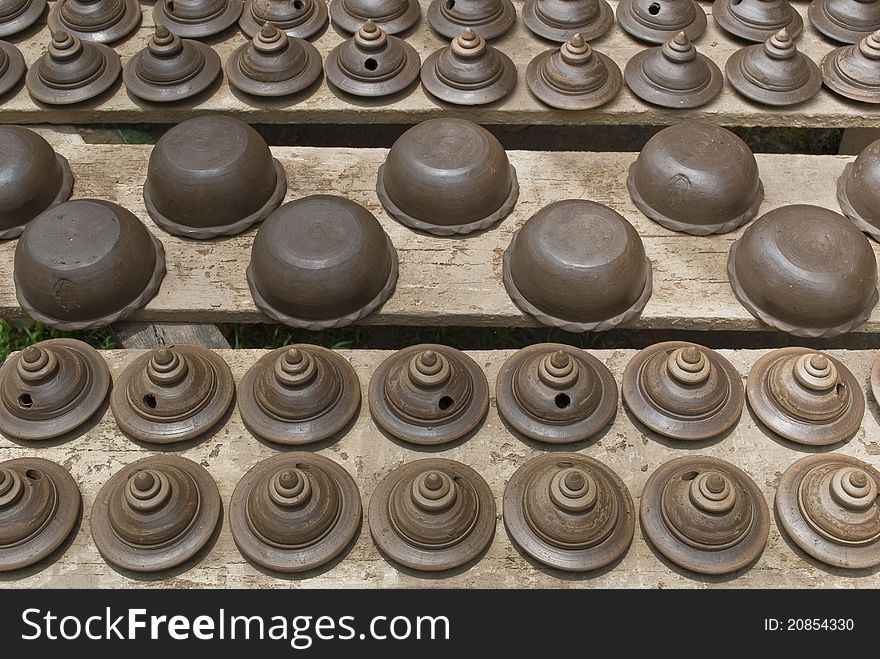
438,396,454,411
648,3,661,14
447,0,455,8
294,0,304,8
554,393,571,409
25,469,42,480
17,393,33,409
682,470,698,481
143,394,158,409
364,58,378,71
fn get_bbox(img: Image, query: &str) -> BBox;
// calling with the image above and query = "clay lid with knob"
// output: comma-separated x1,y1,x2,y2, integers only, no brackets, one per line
526,34,622,110
90,455,221,572
0,0,47,37
329,0,421,35
522,0,614,43
369,458,496,571
14,199,166,330
503,453,634,572
368,344,489,446
821,30,880,103
227,22,323,98
640,456,770,575
746,348,864,446
48,0,142,44
0,41,25,99
777,454,880,569
325,20,421,98
727,204,878,337
230,453,362,573
26,31,121,105
240,0,328,38
616,0,707,44
809,0,880,44
0,458,81,572
503,199,653,332
153,0,243,39
838,137,880,240
376,118,518,235
427,0,515,40
421,28,517,105
713,0,803,42
238,345,361,446
495,344,618,444
110,345,235,445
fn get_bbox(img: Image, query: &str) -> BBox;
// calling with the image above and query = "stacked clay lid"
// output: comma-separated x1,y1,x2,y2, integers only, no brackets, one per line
153,0,243,39
627,122,763,235
325,19,420,98
526,34,622,110
747,348,864,446
247,195,398,329
0,339,110,442
838,137,880,240
777,454,880,569
0,126,74,240
91,455,221,572
377,118,518,235
0,458,81,572
624,32,722,108
239,0,328,38
821,30,880,103
622,342,744,441
368,344,489,445
0,41,25,98
809,0,880,44
329,0,421,35
110,346,235,445
495,344,618,444
27,31,121,105
48,0,142,44
124,26,221,103
616,0,707,44
238,345,361,446
369,458,495,571
727,205,878,337
231,453,361,572
421,28,517,105
0,0,46,37
14,199,165,330
143,115,286,239
523,0,614,43
714,0,803,42
227,22,323,98
503,454,634,571
426,0,516,40
503,200,653,332
640,456,770,574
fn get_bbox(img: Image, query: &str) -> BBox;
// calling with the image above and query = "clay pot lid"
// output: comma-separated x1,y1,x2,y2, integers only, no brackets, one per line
110,345,234,445
421,29,517,105
376,118,518,235
0,457,81,572
714,0,803,42
727,204,879,337
503,199,653,333
48,0,142,44
238,345,361,446
329,0,421,35
369,458,495,571
624,32,722,108
616,0,707,44
495,344,618,444
427,0,515,40
622,341,744,441
325,20,420,98
247,195,398,330
0,0,46,38
240,0,328,38
821,30,880,103
91,455,221,572
872,353,880,403
14,199,165,331
230,453,361,572
0,41,25,99
0,339,110,442
368,345,489,446
839,138,880,240
526,34,622,110
522,0,614,43
143,115,286,239
746,348,864,445
26,31,121,105
726,30,822,106
228,22,323,98
809,0,880,44
640,456,769,575
777,454,880,569
503,453,633,572
153,0,244,39
0,126,74,240
123,26,221,103
627,122,764,236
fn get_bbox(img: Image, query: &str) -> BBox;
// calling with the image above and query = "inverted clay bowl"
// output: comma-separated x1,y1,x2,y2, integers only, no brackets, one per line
426,0,516,40
809,0,880,44
48,0,142,44
522,0,614,43
240,0,328,38
616,0,707,44
0,41,25,98
153,0,244,39
838,137,880,240
329,0,421,35
821,30,880,103
26,31,121,105
0,0,47,38
713,0,803,42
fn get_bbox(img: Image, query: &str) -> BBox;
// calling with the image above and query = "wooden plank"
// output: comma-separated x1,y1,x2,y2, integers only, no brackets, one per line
110,322,231,349
2,1,878,127
1,347,879,589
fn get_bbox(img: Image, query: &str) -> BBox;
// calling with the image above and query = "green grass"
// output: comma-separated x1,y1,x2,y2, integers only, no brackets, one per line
0,320,116,360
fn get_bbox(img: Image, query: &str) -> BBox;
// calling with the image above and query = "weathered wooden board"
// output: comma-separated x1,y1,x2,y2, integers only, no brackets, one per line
1,348,879,589
2,1,877,127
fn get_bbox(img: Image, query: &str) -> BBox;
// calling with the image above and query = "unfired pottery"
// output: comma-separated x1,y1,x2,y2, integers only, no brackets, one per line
329,0,421,35
239,0,328,38
821,30,880,103
616,0,707,44
522,0,614,43
153,0,244,39
426,0,516,40
838,137,880,240
809,0,880,44
48,0,142,44
0,0,46,37
26,31,121,105
0,41,25,98
713,0,803,42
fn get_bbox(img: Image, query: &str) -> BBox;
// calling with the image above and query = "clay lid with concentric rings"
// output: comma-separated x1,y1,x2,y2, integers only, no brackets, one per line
329,0,421,35
0,0,46,37
153,0,243,39
809,0,880,44
616,0,707,44
838,137,880,240
0,41,25,100
240,0,328,38
427,0,515,40
714,0,803,42
48,0,142,44
523,0,614,43
821,30,880,103
26,31,121,105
